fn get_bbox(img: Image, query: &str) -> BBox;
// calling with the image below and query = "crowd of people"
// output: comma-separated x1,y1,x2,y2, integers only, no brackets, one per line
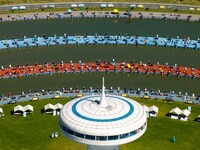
1,81,200,105
0,60,199,80
0,11,200,22
1,34,199,50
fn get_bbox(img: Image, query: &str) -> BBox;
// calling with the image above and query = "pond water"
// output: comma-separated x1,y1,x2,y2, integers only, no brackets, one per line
0,18,199,95
0,18,199,39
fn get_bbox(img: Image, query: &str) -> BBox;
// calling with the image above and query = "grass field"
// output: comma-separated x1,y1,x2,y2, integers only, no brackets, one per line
0,97,199,150
0,0,200,6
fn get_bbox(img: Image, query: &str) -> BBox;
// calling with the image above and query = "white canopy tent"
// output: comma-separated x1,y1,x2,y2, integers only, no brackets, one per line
0,108,3,114
180,109,191,121
197,115,200,122
181,109,191,117
169,107,182,119
143,105,149,112
54,103,63,110
14,105,24,115
44,103,55,114
54,103,63,115
24,105,34,114
148,105,158,117
0,108,4,117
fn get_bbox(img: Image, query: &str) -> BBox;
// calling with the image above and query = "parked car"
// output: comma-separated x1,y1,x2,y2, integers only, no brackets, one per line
71,4,78,8
19,6,26,10
108,4,114,8
41,5,48,9
49,5,55,8
11,6,19,10
78,4,85,8
130,4,136,8
100,4,107,8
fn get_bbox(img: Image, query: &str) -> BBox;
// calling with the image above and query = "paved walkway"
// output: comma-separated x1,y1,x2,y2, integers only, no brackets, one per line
0,88,199,106
0,11,200,22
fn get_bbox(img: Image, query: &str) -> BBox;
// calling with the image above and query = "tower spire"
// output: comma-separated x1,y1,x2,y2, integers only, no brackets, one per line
99,77,108,107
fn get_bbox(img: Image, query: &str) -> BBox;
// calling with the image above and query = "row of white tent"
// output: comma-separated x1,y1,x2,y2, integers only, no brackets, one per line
14,105,33,115
143,105,159,117
169,107,191,121
44,103,63,115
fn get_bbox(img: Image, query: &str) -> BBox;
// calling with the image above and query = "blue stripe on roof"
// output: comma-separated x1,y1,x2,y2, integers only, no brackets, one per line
72,95,134,122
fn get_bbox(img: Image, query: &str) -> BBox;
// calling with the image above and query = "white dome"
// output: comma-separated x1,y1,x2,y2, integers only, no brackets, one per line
59,94,147,146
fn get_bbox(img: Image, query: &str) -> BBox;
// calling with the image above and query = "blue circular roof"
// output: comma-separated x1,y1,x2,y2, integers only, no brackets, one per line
72,95,134,122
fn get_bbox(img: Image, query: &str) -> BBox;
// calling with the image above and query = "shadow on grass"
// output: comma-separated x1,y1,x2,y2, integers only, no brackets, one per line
165,112,170,117
41,108,45,114
10,110,14,115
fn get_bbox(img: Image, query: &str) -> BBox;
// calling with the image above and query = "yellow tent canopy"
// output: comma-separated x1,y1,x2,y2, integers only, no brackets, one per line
113,9,119,13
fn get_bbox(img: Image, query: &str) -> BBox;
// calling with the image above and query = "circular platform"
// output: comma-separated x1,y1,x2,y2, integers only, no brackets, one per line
59,94,147,146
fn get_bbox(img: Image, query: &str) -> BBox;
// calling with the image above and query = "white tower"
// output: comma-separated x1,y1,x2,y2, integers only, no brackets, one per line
59,77,147,150
99,77,108,108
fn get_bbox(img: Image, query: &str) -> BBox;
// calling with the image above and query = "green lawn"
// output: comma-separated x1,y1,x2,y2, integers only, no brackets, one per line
0,97,199,150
